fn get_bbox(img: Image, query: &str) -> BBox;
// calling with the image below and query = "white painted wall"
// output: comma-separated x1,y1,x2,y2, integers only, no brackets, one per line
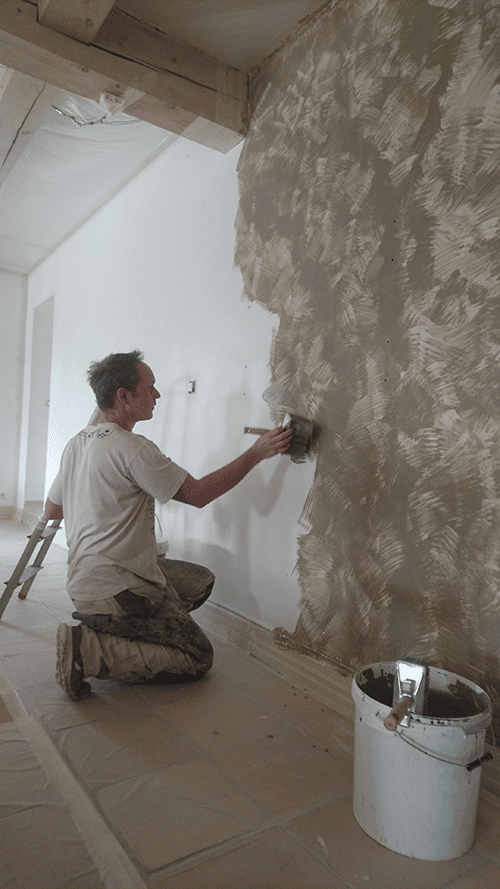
0,271,26,509
25,137,313,632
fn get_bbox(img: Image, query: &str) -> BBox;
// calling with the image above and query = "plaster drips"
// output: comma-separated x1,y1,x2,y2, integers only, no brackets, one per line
235,0,500,708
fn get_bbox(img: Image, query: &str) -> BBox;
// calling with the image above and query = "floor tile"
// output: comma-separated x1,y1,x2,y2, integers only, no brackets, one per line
0,591,61,617
0,640,50,658
0,723,62,818
154,674,287,753
287,795,484,889
0,618,55,646
243,674,331,724
53,710,197,789
133,669,230,707
209,638,276,685
210,727,352,817
298,711,354,761
0,805,105,888
17,679,150,731
152,826,346,889
446,861,500,888
97,758,266,872
2,645,56,689
473,791,500,858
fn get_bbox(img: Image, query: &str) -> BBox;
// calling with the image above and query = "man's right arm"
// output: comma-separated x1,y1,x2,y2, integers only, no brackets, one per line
172,425,293,508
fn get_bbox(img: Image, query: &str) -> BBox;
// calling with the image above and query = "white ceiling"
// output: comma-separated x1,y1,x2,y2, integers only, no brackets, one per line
0,89,176,274
0,0,327,276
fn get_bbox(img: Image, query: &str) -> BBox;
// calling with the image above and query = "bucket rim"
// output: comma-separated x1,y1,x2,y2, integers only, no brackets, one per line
352,661,492,730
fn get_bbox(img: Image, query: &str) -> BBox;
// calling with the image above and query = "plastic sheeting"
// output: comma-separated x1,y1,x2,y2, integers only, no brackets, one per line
0,721,105,889
0,93,177,274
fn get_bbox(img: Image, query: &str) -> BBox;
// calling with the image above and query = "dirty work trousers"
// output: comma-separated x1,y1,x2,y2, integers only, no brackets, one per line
70,559,215,683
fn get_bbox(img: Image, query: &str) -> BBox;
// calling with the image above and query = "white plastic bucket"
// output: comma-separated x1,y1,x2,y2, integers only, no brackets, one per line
351,662,492,860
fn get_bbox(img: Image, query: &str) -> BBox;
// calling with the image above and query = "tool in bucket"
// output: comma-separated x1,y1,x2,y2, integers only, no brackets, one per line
0,516,62,619
382,662,495,770
371,660,494,770
383,660,428,731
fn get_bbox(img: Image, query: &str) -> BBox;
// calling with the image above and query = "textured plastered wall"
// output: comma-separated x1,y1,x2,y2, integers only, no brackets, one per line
235,0,500,706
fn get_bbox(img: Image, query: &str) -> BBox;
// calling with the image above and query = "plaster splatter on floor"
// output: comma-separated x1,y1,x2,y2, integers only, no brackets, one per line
235,0,500,708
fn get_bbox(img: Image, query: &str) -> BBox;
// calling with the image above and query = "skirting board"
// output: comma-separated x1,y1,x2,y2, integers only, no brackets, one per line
198,600,354,722
196,600,499,800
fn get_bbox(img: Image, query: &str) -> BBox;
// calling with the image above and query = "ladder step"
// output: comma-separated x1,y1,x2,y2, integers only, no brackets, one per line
17,565,44,584
0,517,62,619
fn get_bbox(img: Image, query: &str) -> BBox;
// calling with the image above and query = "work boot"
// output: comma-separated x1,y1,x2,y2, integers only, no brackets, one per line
56,624,91,701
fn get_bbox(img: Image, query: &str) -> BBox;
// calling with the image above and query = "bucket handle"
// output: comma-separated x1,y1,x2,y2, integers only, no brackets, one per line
375,710,494,770
466,753,493,772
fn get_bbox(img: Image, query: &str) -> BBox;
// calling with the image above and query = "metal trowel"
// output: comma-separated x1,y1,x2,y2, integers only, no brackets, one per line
383,660,428,731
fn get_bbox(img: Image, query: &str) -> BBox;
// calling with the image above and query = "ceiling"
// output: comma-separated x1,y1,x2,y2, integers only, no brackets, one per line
0,0,328,275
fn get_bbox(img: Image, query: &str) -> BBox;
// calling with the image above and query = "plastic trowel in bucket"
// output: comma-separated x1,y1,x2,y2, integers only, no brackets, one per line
383,661,428,731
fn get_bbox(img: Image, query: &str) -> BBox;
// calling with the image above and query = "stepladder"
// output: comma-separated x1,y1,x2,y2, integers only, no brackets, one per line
0,516,62,620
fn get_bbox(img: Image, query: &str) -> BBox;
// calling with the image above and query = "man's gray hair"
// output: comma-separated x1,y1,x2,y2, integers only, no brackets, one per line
87,350,144,409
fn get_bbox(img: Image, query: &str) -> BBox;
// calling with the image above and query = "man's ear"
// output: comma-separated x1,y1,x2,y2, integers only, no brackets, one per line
116,387,129,403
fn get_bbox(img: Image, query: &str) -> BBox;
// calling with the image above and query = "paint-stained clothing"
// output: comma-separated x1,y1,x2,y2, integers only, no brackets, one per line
49,422,214,682
73,559,215,681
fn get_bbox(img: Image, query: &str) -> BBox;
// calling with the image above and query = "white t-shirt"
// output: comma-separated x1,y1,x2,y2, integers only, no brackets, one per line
48,423,188,600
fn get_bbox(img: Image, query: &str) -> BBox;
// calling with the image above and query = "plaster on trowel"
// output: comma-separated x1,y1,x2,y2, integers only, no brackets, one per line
244,413,319,463
383,660,429,731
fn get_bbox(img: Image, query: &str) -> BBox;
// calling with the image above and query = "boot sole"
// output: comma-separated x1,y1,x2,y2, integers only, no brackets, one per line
56,624,91,701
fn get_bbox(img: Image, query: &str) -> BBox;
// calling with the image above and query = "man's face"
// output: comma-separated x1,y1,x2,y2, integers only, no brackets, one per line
128,362,160,423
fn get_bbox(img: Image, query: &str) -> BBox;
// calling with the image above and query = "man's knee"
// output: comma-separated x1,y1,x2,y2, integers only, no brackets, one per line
158,559,215,608
114,589,155,618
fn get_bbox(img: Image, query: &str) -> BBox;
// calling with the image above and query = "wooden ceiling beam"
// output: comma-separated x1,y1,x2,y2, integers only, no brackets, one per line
0,0,247,152
0,67,62,187
94,7,245,103
38,0,116,44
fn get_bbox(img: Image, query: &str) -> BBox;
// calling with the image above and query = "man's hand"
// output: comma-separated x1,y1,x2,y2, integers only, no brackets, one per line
250,426,294,459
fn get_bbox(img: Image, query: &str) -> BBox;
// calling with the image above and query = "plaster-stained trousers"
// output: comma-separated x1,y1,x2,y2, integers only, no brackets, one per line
70,559,215,683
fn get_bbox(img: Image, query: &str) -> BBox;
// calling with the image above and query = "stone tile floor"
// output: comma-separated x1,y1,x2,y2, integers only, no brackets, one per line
0,519,499,888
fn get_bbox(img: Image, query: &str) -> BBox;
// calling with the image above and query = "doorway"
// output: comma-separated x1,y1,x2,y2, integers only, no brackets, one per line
24,296,54,514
